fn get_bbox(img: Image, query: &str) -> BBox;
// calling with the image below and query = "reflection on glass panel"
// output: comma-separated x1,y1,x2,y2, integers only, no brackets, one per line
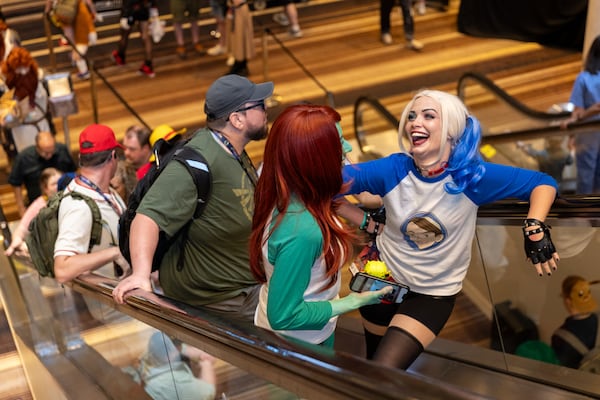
466,218,600,392
114,328,299,400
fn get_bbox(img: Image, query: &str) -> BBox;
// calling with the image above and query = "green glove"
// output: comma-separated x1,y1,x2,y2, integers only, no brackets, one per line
330,287,392,316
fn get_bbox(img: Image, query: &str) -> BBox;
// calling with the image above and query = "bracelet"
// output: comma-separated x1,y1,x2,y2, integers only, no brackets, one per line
359,212,370,231
522,218,545,229
523,227,544,236
522,218,549,235
373,221,380,235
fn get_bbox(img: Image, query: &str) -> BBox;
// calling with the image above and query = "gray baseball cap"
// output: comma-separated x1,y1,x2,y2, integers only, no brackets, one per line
204,75,274,120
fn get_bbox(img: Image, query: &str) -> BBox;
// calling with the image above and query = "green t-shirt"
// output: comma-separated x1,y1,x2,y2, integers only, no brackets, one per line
138,128,257,305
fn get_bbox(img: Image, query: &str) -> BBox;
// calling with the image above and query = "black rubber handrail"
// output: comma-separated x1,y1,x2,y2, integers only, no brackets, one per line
353,95,399,156
456,71,571,120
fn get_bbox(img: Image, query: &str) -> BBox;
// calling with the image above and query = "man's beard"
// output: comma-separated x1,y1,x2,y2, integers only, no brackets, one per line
246,123,268,142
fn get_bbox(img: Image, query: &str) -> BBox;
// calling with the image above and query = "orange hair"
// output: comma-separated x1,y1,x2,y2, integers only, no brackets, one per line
2,47,39,107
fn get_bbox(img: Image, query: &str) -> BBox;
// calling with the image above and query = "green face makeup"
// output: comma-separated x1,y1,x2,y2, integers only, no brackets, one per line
336,122,353,156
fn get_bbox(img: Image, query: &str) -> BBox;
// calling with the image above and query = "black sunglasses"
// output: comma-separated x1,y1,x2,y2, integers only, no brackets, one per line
235,101,266,113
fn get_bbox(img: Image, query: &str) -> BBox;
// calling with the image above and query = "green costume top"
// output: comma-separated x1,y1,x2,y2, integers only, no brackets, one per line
254,200,340,345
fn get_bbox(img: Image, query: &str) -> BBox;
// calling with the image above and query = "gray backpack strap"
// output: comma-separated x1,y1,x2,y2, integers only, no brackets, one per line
554,328,591,356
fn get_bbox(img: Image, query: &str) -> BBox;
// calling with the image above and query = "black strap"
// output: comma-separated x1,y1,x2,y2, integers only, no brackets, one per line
171,146,212,271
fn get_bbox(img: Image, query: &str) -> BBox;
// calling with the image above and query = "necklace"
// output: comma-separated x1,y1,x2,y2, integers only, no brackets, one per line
415,161,448,177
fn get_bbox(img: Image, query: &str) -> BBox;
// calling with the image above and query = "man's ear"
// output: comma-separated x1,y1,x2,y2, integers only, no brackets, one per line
229,111,244,130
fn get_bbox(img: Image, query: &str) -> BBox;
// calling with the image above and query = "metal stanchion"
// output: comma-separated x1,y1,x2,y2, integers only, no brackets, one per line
262,29,282,108
43,16,57,73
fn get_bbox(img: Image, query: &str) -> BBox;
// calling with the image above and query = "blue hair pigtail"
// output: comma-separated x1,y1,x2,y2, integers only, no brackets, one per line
445,116,485,194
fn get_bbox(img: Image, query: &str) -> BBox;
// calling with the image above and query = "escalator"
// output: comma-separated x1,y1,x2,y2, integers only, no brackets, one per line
2,72,600,399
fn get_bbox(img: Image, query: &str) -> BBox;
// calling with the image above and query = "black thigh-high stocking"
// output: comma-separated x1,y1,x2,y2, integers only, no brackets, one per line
363,328,383,359
372,326,424,370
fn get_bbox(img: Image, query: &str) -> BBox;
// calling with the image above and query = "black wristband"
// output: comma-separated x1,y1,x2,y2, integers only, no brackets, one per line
523,218,545,229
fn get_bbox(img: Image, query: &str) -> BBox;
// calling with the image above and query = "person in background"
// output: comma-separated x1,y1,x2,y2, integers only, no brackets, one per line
379,0,423,50
0,19,20,61
516,137,574,193
0,47,54,156
250,104,391,347
560,35,600,194
111,159,138,204
113,75,274,323
45,0,98,80
53,124,128,284
5,167,62,257
226,0,255,76
551,275,599,369
272,1,303,38
340,89,559,370
170,0,204,59
125,331,216,400
112,0,158,78
206,0,234,67
8,131,77,217
136,124,186,180
122,124,151,171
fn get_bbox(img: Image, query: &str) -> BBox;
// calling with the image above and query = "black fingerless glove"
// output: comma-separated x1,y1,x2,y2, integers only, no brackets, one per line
522,218,556,264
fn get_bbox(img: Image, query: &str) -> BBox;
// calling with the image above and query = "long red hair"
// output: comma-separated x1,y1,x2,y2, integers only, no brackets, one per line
0,22,8,60
249,104,355,289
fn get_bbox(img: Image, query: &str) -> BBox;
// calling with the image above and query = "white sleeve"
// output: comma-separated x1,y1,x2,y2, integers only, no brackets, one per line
54,196,94,257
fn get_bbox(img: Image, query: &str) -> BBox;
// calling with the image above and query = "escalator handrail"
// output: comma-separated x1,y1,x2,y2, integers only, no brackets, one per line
456,71,571,120
353,95,399,155
70,275,483,400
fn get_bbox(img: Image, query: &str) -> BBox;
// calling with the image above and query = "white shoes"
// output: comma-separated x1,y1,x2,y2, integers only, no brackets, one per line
289,27,303,38
381,33,393,45
273,12,290,27
406,39,424,51
207,44,225,56
416,1,426,15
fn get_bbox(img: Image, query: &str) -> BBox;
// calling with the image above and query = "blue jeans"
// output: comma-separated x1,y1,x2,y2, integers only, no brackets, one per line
380,0,414,39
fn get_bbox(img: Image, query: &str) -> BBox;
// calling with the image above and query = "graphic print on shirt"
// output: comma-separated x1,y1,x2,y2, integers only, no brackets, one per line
233,174,254,221
401,213,447,250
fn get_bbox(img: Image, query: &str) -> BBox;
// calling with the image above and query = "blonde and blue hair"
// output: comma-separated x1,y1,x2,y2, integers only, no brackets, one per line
398,89,485,194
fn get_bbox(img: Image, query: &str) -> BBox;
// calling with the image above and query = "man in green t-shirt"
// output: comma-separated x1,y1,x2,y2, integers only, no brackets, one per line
113,75,273,322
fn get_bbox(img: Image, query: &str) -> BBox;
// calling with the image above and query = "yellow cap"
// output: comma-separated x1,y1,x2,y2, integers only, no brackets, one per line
149,124,186,161
562,276,598,314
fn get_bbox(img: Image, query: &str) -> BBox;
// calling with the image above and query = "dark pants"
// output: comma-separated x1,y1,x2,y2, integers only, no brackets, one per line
380,0,414,39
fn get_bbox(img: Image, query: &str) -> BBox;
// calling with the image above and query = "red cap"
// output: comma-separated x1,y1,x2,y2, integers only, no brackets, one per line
79,124,124,154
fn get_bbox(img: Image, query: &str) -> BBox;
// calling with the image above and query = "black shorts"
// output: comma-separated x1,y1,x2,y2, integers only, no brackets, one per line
359,291,457,335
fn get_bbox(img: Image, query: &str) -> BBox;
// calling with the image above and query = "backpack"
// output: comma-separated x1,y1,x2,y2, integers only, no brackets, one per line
554,317,600,374
118,136,211,272
51,0,80,26
25,191,102,278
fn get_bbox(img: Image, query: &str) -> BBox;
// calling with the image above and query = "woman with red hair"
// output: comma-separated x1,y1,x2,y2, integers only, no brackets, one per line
249,104,390,347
